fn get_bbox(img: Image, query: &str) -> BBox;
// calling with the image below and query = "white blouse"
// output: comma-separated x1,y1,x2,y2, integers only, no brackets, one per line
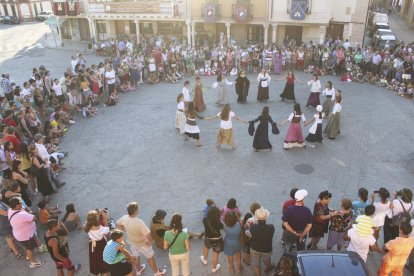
307,80,321,92
177,101,184,111
332,103,342,114
182,87,190,102
217,111,235,129
322,87,336,100
211,79,233,88
288,113,306,122
88,226,110,241
257,73,271,87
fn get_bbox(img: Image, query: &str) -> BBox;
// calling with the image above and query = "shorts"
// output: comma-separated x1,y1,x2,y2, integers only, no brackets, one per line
56,258,75,270
108,260,132,276
20,235,37,250
251,249,272,267
130,244,154,259
402,74,412,80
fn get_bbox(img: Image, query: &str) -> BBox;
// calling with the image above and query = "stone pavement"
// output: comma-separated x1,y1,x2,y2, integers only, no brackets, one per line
387,13,414,43
1,25,414,276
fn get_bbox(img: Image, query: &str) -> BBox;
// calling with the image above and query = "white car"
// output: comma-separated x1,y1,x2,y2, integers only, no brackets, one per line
37,11,53,21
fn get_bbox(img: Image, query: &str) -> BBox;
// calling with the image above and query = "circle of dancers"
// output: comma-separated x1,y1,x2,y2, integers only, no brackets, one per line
175,69,343,150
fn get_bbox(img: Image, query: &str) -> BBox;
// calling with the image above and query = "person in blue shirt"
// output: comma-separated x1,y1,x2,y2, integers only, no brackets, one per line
352,188,370,217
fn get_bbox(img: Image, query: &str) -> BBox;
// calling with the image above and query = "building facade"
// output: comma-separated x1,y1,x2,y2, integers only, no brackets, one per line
1,0,51,21
54,0,369,46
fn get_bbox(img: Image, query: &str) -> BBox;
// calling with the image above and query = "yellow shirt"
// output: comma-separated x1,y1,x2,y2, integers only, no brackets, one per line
355,215,374,237
19,155,32,171
383,237,414,266
51,120,59,128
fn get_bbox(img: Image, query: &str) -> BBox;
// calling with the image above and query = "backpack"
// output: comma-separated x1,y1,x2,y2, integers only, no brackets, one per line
391,200,413,227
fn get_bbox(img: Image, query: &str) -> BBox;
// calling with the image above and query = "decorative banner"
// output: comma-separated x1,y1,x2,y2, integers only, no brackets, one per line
53,2,66,16
234,4,249,23
66,0,79,16
204,4,217,23
290,0,307,20
172,3,180,17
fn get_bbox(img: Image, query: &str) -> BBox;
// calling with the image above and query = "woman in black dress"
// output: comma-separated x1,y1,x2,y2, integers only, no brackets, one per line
28,144,54,199
235,70,250,103
250,106,275,151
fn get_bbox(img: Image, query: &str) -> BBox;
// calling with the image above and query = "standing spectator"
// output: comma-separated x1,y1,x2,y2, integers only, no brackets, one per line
116,202,166,276
241,202,261,266
7,197,46,268
378,222,414,276
84,210,110,276
0,194,22,259
28,144,55,199
1,74,14,101
164,213,190,276
44,219,81,276
308,191,337,250
327,198,353,250
250,207,275,276
105,64,116,94
352,188,370,217
282,188,299,215
220,197,241,221
200,206,223,273
150,209,168,249
282,189,312,253
402,55,413,83
371,188,391,241
223,211,242,273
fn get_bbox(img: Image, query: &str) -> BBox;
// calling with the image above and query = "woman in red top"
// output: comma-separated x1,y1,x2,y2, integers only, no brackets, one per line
277,71,304,103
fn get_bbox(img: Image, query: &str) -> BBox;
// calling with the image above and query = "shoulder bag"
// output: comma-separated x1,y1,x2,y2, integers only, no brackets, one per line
167,231,182,249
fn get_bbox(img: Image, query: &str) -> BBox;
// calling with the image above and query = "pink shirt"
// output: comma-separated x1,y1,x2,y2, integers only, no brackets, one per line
221,207,241,221
8,209,36,241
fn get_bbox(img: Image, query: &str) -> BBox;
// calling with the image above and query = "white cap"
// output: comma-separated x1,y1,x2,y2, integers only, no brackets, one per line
295,189,308,201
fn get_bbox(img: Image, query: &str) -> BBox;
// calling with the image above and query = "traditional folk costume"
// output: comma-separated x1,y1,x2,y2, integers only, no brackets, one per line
252,115,275,150
217,111,236,147
211,79,233,106
184,113,204,140
257,72,271,101
324,102,341,139
175,101,186,134
182,86,192,109
192,82,206,112
284,112,306,149
235,75,250,103
280,75,296,102
322,87,335,114
305,105,324,144
306,79,322,108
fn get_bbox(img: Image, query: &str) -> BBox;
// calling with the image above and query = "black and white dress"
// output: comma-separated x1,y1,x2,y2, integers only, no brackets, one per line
256,73,271,101
305,113,324,143
184,114,204,140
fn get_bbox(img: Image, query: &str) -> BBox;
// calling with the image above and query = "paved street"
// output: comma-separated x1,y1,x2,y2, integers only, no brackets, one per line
1,23,414,276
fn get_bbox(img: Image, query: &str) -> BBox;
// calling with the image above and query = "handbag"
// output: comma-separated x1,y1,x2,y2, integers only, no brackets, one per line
248,121,255,136
271,122,280,135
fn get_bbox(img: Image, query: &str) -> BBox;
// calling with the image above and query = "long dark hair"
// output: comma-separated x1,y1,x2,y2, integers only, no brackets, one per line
186,102,196,119
63,203,75,222
19,142,30,161
11,159,21,172
206,206,221,230
293,103,302,115
169,213,183,232
261,106,269,120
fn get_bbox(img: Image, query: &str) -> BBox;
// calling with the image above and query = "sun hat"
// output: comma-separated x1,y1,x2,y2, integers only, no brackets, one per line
255,207,270,221
295,189,308,201
316,105,323,112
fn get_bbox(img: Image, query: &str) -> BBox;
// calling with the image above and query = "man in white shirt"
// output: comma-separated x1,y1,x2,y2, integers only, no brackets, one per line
105,64,116,94
34,134,65,189
70,56,78,72
116,202,166,276
20,82,32,101
346,226,381,262
52,79,65,103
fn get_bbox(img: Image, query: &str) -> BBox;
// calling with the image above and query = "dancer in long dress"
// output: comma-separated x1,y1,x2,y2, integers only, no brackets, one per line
306,74,322,108
182,80,192,109
256,68,271,101
324,93,342,140
207,104,247,150
184,102,204,146
192,76,206,112
321,81,335,114
235,70,250,103
250,106,275,151
211,74,233,106
175,93,186,134
278,71,304,103
280,103,306,150
305,105,324,147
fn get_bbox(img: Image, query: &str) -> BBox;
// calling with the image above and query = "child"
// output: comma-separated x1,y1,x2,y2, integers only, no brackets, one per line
62,203,82,231
175,93,186,134
397,83,406,96
102,230,134,276
377,76,388,87
407,83,413,97
352,188,369,217
353,205,375,238
105,89,119,107
38,200,60,226
202,199,215,218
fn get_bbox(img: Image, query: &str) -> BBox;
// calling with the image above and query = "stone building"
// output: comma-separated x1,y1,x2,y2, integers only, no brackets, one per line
54,0,369,46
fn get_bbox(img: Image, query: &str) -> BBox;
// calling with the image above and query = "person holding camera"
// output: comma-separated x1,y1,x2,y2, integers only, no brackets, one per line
384,188,414,243
371,188,391,241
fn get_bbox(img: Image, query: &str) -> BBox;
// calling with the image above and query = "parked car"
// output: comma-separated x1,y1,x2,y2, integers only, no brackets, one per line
295,250,370,276
1,16,20,24
374,35,397,49
372,29,395,45
370,23,390,37
370,12,388,26
37,11,53,21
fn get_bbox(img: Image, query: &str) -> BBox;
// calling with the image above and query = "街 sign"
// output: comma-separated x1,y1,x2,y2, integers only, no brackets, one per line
290,0,307,20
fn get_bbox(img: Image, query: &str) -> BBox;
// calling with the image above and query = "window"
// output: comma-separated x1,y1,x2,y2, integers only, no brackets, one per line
248,25,263,43
96,20,107,40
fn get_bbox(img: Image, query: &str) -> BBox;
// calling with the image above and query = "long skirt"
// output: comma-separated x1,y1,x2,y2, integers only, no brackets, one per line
280,83,295,101
89,238,109,274
305,124,323,143
324,112,341,139
194,89,206,112
216,87,230,106
306,92,320,108
184,124,200,140
284,123,305,148
322,98,334,114
253,123,272,150
217,128,234,146
257,86,269,101
175,111,186,134
36,168,54,197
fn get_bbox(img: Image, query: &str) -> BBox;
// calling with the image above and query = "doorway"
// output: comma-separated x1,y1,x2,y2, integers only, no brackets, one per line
285,26,303,45
326,23,344,40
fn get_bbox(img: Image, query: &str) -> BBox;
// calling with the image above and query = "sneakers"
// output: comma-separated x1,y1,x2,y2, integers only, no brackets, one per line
200,255,207,265
29,260,44,268
212,264,221,273
38,244,48,253
74,264,81,271
136,264,146,276
154,268,166,276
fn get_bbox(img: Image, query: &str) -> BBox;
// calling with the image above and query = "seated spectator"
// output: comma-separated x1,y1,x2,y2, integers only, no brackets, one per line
37,200,60,226
103,230,134,276
150,209,168,249
62,203,81,231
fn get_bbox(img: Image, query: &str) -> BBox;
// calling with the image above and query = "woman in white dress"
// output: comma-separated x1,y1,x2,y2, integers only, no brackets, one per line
305,105,324,147
256,68,271,101
182,80,191,109
175,93,186,134
370,188,391,241
211,74,233,106
306,74,322,108
321,81,335,114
